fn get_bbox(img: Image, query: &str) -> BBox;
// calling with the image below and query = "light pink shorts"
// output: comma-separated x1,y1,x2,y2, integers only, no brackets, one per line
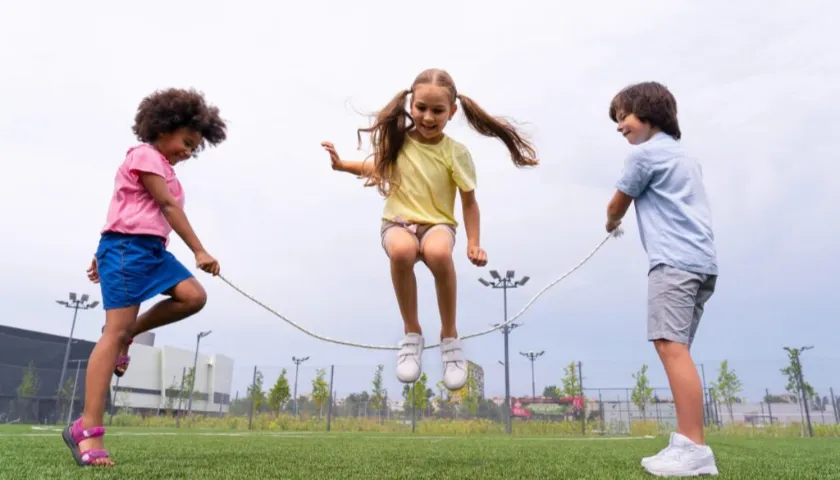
380,217,456,255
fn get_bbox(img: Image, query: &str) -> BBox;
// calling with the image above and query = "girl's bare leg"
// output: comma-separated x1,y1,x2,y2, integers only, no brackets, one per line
79,306,139,466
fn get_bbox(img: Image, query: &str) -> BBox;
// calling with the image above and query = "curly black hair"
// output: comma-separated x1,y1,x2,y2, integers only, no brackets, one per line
132,88,227,150
609,81,681,140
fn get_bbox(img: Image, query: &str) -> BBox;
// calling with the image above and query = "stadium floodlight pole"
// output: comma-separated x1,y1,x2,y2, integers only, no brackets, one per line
479,269,529,435
55,293,99,401
520,350,545,398
292,356,310,416
187,330,213,415
784,345,815,437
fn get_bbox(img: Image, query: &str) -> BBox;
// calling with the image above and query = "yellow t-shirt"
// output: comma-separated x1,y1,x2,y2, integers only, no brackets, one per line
381,134,476,227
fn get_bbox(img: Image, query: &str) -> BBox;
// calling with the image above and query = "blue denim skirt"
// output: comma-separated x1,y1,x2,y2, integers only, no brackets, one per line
95,232,193,310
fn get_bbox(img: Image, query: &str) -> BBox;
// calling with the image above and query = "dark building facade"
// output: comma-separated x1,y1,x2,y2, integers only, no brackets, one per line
0,324,110,424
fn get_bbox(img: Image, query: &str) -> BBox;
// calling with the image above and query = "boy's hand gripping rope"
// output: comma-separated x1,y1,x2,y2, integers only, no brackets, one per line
217,228,623,351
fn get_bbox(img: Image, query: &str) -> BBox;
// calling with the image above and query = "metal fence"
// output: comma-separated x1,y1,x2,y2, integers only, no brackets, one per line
5,357,836,438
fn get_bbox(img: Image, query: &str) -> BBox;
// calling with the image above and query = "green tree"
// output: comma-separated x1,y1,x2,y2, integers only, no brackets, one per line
710,360,743,422
311,368,330,420
462,371,480,416
781,348,815,404
56,378,75,421
631,364,654,420
180,367,201,400
560,362,581,397
17,361,39,398
402,373,430,414
370,364,386,419
163,376,179,413
247,369,267,412
268,369,291,414
543,385,562,398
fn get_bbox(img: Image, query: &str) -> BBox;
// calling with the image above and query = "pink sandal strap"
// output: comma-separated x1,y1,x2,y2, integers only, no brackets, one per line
80,449,110,464
70,418,105,444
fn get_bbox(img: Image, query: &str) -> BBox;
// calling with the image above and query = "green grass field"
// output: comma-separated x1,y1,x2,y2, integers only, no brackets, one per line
1,426,838,479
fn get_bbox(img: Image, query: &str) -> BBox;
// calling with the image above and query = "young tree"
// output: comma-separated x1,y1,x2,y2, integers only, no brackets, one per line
163,376,179,414
311,368,330,420
268,369,291,415
181,367,201,400
16,361,39,398
462,371,480,416
781,349,815,405
247,369,267,412
710,360,743,422
402,373,430,415
631,364,654,420
560,361,581,397
56,378,75,421
370,364,386,419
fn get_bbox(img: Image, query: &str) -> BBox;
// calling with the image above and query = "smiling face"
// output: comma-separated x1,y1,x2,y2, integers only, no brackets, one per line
614,109,658,146
155,127,203,165
409,83,457,143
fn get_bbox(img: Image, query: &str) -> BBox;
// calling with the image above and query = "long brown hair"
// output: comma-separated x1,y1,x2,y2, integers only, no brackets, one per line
357,68,538,196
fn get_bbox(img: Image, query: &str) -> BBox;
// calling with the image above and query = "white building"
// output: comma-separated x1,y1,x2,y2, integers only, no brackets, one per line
109,332,234,415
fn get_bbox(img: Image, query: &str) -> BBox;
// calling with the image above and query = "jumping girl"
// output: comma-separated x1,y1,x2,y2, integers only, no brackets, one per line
322,68,537,391
63,88,227,467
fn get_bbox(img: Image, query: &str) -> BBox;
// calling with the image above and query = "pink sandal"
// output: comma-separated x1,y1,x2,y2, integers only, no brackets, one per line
62,417,111,466
114,337,133,377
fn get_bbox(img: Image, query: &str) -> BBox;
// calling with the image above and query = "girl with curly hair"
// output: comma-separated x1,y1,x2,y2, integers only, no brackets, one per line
322,68,537,392
62,88,227,467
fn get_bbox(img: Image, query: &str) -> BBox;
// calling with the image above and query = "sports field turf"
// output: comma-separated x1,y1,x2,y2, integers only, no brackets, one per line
0,426,838,479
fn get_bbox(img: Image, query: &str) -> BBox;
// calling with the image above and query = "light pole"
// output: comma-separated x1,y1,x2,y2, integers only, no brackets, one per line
520,350,545,398
784,345,814,437
186,330,212,415
479,269,529,435
66,359,87,424
55,293,99,403
292,356,309,416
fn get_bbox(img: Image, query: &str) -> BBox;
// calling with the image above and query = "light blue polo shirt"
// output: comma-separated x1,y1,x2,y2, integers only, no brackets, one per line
615,132,718,275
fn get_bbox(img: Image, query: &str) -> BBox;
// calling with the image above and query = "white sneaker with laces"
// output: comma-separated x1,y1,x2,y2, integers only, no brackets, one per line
441,337,468,390
641,432,677,467
396,333,424,383
643,432,719,477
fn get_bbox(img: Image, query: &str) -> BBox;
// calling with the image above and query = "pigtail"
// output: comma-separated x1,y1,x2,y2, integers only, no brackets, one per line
356,89,412,196
457,94,538,167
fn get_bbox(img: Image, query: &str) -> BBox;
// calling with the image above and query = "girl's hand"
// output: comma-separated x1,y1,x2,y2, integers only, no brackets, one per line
195,251,221,276
86,257,100,284
467,245,487,267
321,141,345,172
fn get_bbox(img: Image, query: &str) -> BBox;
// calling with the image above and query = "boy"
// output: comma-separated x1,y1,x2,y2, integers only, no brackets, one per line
605,81,719,477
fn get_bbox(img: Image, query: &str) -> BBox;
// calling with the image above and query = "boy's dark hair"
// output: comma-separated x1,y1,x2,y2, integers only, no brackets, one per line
132,88,227,150
609,81,681,140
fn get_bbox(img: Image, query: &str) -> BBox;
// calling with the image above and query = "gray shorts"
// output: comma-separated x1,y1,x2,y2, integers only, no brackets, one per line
647,264,717,348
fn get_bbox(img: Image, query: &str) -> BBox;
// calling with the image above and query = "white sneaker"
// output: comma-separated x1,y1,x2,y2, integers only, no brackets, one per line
441,337,467,390
641,432,676,468
396,333,424,383
643,432,719,477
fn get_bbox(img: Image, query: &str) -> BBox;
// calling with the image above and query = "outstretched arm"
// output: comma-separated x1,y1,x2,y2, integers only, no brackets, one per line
321,141,374,178
335,160,375,178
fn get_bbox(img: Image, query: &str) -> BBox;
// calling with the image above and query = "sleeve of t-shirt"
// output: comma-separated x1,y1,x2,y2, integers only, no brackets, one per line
127,146,168,179
615,147,652,197
451,143,477,192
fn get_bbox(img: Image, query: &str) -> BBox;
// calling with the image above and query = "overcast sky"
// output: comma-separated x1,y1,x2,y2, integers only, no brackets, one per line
1,0,837,403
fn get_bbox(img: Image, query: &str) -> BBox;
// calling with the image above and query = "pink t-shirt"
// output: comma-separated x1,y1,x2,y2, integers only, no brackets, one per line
101,144,184,242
